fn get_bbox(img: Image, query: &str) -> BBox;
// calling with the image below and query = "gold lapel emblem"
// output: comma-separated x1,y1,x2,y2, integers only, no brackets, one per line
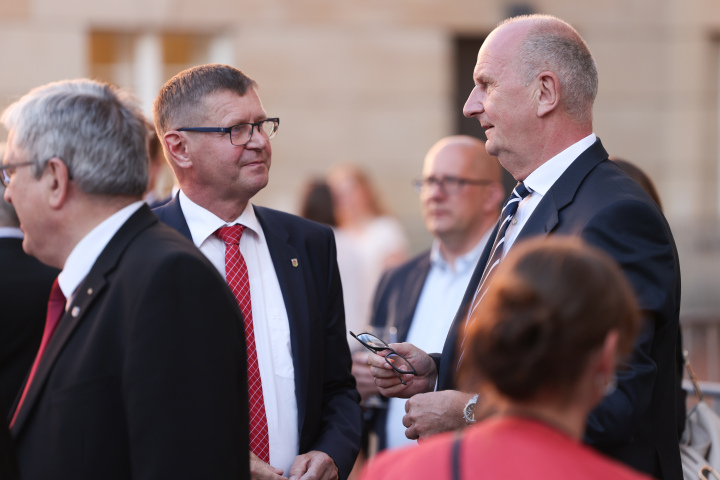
291,258,299,267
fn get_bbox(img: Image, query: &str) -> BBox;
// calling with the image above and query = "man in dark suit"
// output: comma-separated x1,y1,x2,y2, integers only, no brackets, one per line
2,79,249,479
0,184,59,421
152,64,361,480
353,136,502,451
368,14,681,479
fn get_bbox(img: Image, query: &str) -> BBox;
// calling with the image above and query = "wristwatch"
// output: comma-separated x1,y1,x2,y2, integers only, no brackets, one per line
463,394,480,425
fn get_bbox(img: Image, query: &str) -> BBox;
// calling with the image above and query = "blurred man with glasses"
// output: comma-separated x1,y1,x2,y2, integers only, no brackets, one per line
2,79,249,480
353,135,503,452
153,64,362,480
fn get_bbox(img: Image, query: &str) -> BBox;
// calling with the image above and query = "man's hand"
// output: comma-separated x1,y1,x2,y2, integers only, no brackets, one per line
402,390,474,441
351,351,380,403
250,452,284,480
288,451,338,480
367,342,437,398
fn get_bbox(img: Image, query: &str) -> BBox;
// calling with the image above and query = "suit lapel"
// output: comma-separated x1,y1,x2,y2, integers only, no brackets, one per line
253,206,311,436
515,138,609,243
437,222,497,390
10,206,157,436
393,254,431,343
152,194,192,241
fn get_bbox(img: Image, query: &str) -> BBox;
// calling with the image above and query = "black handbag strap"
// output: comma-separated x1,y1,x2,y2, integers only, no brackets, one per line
451,431,463,480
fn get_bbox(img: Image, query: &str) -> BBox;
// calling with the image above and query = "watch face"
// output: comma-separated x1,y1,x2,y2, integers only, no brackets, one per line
466,404,476,421
463,395,479,425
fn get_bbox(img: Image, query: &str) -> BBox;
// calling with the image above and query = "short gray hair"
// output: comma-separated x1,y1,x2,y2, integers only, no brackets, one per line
153,64,257,138
501,15,598,123
1,79,149,197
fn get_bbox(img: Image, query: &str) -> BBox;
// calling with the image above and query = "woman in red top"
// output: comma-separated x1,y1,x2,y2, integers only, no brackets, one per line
360,237,652,480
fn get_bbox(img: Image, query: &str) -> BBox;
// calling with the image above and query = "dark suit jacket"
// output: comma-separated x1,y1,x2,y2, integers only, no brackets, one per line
438,139,682,479
0,237,59,421
10,205,250,480
367,251,431,451
154,196,363,480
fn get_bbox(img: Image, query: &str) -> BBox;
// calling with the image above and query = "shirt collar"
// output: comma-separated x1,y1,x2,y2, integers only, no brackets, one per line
58,201,144,300
178,190,260,247
430,227,491,273
0,226,23,239
523,133,596,196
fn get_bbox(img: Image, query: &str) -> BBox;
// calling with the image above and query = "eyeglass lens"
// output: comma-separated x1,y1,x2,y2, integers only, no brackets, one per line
353,332,390,351
231,120,278,146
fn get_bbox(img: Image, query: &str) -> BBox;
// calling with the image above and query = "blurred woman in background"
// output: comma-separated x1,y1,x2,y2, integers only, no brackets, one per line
327,164,409,343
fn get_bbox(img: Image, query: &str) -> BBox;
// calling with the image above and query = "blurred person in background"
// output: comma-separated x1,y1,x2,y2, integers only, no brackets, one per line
328,164,409,337
2,78,249,480
354,136,503,451
360,237,651,480
367,15,682,479
299,179,364,349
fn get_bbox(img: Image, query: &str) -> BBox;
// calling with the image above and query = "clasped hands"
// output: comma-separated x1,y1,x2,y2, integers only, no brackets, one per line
250,450,337,480
365,342,473,441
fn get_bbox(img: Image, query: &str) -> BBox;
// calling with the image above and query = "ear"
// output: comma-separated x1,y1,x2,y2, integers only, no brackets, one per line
45,157,71,210
536,71,561,118
163,131,193,170
597,329,620,381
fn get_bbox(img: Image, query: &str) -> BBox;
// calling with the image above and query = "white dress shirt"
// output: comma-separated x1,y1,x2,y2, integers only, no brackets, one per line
179,191,299,473
385,229,492,450
58,201,144,305
503,133,597,256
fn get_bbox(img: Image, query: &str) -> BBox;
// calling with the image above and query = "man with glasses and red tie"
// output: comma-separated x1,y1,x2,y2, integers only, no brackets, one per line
1,79,249,480
153,64,362,480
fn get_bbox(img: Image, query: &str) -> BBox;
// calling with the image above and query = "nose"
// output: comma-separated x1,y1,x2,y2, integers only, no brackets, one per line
423,180,447,200
245,124,269,150
463,86,484,118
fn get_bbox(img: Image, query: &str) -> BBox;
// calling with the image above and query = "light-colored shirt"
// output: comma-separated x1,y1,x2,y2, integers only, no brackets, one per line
178,191,298,473
0,226,23,239
503,133,597,256
58,201,144,306
385,228,492,450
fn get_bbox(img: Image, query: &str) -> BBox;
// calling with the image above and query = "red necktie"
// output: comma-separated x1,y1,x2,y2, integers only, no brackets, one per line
10,278,66,428
215,225,270,463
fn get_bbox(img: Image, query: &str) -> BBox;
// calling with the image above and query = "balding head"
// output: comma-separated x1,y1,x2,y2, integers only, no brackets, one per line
419,136,504,262
500,14,598,124
424,136,501,184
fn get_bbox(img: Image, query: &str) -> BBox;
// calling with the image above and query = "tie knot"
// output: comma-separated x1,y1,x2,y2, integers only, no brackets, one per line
49,277,66,305
513,182,532,201
215,224,245,245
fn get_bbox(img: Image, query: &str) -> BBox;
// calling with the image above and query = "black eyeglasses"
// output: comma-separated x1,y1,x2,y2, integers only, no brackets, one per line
178,118,280,146
350,331,417,385
413,176,494,195
0,161,35,187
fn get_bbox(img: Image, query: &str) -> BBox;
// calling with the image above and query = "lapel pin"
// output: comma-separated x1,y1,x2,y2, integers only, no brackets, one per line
71,306,81,317
291,258,299,267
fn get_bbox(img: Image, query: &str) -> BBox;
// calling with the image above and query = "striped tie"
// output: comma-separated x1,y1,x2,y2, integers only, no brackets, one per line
456,182,532,370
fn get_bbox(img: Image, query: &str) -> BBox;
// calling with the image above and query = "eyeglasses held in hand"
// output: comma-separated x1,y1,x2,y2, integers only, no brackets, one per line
178,118,279,146
350,331,417,385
